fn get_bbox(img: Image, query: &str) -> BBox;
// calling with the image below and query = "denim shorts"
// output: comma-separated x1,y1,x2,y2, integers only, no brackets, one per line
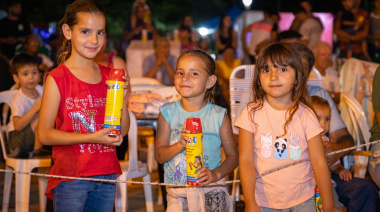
52,174,116,212
260,196,316,212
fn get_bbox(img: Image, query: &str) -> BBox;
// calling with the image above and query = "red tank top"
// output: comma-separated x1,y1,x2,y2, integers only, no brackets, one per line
45,63,121,199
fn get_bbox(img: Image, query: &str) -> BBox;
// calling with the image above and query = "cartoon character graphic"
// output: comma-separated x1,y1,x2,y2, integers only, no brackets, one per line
274,137,287,160
189,155,203,174
289,133,301,160
260,133,272,158
171,154,187,183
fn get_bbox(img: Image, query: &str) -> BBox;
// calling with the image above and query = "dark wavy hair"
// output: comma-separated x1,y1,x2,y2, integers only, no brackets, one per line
176,49,216,103
250,42,311,136
57,0,105,65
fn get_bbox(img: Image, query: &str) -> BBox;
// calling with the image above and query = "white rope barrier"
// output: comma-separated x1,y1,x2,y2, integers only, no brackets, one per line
1,140,378,187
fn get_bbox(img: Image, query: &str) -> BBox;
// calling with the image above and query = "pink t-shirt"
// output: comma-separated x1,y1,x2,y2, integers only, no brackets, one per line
235,98,323,209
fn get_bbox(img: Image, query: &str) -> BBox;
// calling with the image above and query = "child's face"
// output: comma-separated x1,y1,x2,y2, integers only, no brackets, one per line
14,65,40,91
174,55,216,101
63,12,106,60
259,60,296,105
314,105,331,135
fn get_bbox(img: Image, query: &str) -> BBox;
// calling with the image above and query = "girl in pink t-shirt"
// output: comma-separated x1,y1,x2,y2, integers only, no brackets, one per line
37,0,129,211
235,42,339,212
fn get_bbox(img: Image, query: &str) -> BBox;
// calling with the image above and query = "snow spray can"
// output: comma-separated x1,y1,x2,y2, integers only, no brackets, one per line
104,69,125,135
315,186,323,212
186,117,203,186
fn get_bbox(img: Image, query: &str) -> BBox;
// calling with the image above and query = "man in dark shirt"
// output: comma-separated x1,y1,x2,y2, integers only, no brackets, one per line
0,0,31,60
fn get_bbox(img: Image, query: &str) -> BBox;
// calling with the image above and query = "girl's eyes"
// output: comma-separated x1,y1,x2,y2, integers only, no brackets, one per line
175,71,183,76
81,30,89,34
324,118,330,122
262,69,269,73
279,68,287,72
97,31,105,36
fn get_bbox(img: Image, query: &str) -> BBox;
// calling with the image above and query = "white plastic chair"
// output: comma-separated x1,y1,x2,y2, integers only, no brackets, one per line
229,65,254,125
0,90,51,212
307,68,323,88
340,92,372,178
229,65,254,209
115,111,154,212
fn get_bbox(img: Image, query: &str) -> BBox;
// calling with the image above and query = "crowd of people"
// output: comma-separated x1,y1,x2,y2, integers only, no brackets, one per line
0,0,380,211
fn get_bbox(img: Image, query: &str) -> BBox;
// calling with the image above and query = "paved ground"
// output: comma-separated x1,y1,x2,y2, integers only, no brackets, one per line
0,152,167,212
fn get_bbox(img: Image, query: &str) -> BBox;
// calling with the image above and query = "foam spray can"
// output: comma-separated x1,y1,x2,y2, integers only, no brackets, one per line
186,117,203,186
315,186,323,212
104,69,125,135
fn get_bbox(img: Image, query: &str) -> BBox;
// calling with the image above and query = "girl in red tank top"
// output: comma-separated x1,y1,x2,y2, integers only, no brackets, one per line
37,0,130,211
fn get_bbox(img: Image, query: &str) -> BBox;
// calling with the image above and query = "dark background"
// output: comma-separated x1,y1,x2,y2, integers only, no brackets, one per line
0,0,376,41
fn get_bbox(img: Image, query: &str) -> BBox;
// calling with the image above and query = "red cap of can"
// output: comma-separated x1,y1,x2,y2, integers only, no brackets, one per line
109,69,125,82
185,117,202,133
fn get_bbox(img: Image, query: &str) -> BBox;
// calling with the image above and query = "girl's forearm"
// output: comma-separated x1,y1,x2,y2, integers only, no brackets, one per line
210,154,239,181
156,142,185,164
38,128,93,145
313,160,336,210
120,102,130,137
240,159,258,208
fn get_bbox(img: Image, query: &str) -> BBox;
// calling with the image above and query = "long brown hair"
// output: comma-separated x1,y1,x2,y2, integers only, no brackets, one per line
57,0,105,65
176,49,216,103
250,42,311,136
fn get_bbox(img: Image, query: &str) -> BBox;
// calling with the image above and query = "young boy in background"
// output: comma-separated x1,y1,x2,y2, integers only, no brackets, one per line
8,53,47,158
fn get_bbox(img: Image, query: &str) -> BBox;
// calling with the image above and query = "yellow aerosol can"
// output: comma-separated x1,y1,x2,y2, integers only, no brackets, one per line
104,69,125,135
186,117,203,186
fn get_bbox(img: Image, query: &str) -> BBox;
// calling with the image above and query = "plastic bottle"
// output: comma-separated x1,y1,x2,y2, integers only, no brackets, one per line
104,69,125,135
186,117,203,186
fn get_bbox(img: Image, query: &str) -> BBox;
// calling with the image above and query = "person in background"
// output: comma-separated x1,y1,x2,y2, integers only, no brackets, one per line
143,37,176,86
311,95,378,212
181,15,200,44
370,66,380,188
236,42,339,212
276,30,302,43
338,0,369,59
178,25,197,54
368,0,380,63
313,41,341,104
216,46,241,103
334,0,370,60
0,0,31,60
122,3,157,52
242,7,279,64
8,54,48,158
290,0,323,31
130,0,150,29
293,5,323,49
155,50,238,211
23,37,54,73
198,37,212,55
215,15,237,59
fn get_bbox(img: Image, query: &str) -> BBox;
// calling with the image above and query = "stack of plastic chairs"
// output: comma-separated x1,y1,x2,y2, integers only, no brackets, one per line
229,65,254,209
340,92,372,179
0,90,51,212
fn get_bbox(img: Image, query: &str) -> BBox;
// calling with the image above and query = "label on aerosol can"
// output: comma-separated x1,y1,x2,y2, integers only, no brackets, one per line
186,117,203,186
104,69,125,135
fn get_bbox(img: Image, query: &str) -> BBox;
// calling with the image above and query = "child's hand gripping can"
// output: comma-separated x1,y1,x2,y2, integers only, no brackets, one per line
186,117,203,186
104,69,125,135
